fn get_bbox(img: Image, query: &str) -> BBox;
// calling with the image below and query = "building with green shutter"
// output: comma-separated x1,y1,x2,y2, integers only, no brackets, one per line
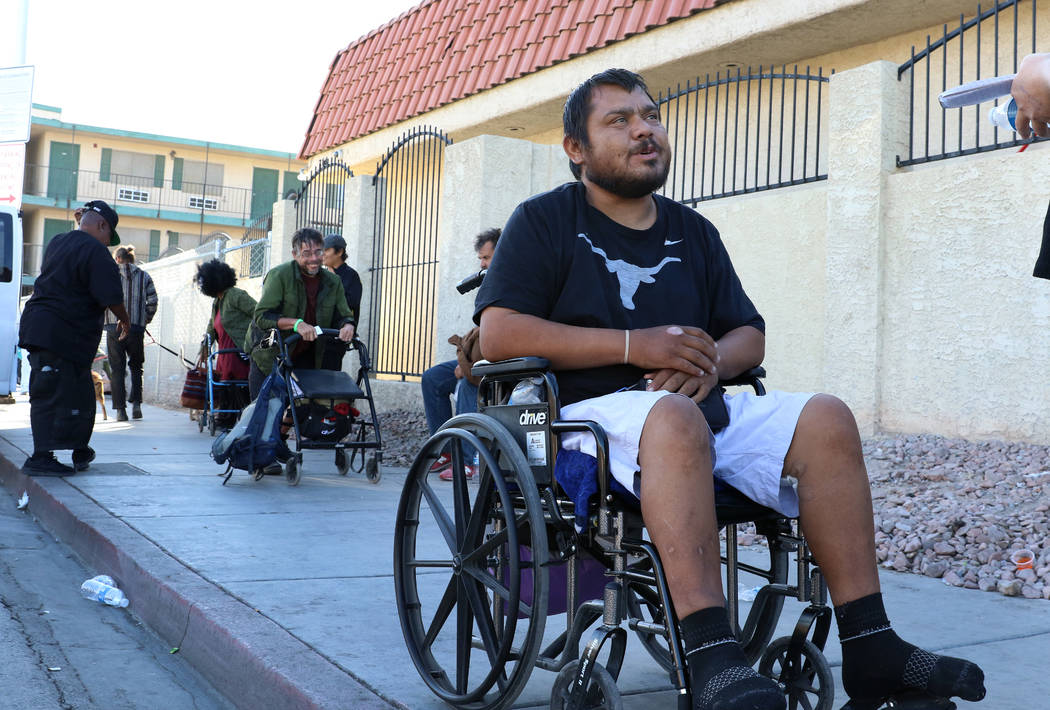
19,104,306,290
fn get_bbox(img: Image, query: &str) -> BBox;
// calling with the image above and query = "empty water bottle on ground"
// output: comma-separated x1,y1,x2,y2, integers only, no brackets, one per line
508,376,545,405
80,576,129,607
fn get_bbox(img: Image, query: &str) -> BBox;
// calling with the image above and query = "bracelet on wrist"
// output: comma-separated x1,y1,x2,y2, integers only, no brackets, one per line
293,318,304,331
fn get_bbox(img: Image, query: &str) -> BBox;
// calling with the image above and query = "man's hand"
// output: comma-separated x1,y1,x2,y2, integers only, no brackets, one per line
297,320,318,342
116,318,130,341
338,323,356,342
1012,53,1050,139
629,325,719,378
644,367,718,403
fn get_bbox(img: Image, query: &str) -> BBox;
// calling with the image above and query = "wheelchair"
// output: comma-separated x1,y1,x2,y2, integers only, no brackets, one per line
394,356,841,710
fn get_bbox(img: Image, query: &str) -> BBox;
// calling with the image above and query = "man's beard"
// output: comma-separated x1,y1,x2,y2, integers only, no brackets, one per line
584,148,670,199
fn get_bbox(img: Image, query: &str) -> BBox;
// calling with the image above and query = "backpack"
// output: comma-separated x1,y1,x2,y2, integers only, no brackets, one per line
212,371,290,477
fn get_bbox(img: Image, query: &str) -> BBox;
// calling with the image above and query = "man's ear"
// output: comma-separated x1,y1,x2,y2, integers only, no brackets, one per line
563,134,584,172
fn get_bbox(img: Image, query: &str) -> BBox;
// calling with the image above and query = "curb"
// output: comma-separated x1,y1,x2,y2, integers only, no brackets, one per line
0,450,392,710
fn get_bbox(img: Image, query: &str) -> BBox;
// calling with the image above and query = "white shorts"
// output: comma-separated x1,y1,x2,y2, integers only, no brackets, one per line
558,388,816,518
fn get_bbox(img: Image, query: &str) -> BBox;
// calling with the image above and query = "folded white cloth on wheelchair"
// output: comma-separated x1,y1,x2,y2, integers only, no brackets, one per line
558,389,815,519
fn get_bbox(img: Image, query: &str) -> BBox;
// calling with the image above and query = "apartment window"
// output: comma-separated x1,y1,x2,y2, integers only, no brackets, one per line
169,231,180,249
181,160,223,197
188,196,218,210
103,149,164,188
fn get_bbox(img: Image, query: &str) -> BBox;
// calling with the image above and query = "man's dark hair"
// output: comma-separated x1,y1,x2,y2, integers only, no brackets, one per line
562,68,654,179
473,227,501,254
196,259,237,298
292,228,324,252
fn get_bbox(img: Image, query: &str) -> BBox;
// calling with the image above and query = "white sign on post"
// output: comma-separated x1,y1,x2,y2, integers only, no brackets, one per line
0,65,34,144
0,142,25,206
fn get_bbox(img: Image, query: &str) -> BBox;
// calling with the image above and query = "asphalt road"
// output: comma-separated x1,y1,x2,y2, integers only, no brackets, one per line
0,485,235,710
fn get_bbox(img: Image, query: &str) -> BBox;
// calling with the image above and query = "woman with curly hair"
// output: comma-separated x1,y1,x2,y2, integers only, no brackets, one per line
195,260,256,383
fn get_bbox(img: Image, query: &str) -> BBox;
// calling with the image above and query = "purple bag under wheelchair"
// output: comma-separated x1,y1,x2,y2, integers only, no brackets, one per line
512,545,608,618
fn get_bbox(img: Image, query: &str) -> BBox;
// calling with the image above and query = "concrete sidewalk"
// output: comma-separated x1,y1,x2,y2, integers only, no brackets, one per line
1,397,1048,710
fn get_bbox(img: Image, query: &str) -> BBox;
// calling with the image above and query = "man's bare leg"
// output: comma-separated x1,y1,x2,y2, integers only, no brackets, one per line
638,394,722,614
639,394,784,710
785,394,984,706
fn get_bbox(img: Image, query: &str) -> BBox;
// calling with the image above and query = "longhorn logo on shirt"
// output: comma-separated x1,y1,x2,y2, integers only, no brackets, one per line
577,233,681,310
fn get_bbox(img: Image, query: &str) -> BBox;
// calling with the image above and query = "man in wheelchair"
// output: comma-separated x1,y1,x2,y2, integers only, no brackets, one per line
473,69,986,710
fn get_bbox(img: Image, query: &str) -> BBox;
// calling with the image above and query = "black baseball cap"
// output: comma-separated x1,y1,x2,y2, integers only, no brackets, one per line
84,200,120,245
324,233,346,252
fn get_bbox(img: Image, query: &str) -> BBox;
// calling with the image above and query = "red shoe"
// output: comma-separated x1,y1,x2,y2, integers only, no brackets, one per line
439,464,477,482
428,453,451,473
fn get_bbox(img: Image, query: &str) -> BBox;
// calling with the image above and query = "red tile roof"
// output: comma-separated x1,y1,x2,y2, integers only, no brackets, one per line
300,0,727,158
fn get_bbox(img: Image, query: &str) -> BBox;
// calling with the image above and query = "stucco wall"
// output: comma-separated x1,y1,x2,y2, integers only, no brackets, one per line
881,146,1050,440
696,183,828,395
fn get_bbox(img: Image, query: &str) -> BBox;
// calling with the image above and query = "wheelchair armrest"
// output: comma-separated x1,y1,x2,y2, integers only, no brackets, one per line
470,357,551,377
720,366,766,395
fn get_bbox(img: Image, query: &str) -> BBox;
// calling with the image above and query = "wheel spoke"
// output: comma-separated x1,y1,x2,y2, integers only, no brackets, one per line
460,571,510,692
422,574,459,650
464,565,533,618
455,577,473,693
798,692,815,710
419,477,458,552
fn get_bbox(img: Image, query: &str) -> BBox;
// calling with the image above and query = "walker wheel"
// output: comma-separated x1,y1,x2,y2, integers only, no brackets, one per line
335,448,350,476
208,416,217,437
549,660,623,710
198,409,206,433
285,455,301,486
365,455,381,483
759,637,834,710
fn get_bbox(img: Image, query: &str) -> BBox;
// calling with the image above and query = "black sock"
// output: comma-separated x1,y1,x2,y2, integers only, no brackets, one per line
680,607,784,710
836,593,985,703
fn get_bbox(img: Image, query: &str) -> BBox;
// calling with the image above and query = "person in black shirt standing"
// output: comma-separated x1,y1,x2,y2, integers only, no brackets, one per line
19,200,130,475
475,69,986,710
320,233,362,371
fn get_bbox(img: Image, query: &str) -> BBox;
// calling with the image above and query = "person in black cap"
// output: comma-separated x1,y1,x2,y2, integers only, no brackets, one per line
320,233,363,371
18,200,130,475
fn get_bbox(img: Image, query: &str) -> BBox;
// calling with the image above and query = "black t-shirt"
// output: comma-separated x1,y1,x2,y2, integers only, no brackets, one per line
19,230,123,367
334,262,362,321
473,182,764,405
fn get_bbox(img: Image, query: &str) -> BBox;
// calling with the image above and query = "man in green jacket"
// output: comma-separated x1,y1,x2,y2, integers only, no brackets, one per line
245,228,356,398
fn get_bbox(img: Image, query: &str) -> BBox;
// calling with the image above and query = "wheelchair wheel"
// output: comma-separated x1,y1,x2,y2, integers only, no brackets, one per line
365,455,381,484
758,637,834,710
394,413,549,710
335,449,350,476
285,454,301,487
549,660,623,710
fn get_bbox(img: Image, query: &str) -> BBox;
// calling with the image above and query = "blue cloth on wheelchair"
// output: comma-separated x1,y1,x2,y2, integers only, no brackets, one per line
554,448,731,530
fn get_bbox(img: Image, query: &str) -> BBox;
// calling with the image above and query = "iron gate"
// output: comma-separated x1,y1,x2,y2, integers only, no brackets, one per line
295,158,354,232
368,126,452,379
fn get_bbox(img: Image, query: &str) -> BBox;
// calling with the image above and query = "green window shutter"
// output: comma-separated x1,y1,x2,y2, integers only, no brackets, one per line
43,219,74,249
100,148,112,182
153,155,165,188
282,171,302,199
172,157,183,190
149,230,160,260
169,231,179,249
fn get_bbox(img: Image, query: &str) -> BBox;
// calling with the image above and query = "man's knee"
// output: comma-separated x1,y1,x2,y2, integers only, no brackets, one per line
641,393,711,458
787,394,864,477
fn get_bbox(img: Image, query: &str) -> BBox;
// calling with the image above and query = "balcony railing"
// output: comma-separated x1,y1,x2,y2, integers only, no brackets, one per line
23,164,255,222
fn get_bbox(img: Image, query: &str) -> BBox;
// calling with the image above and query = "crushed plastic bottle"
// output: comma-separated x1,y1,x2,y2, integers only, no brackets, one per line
738,585,763,602
80,576,129,607
508,376,545,405
988,98,1019,131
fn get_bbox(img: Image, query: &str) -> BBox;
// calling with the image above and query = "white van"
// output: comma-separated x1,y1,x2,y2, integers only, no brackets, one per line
0,205,22,395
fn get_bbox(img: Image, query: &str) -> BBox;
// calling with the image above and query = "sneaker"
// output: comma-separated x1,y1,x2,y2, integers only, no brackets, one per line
439,464,477,482
72,447,96,472
23,453,75,477
132,403,142,419
428,453,451,473
115,408,129,422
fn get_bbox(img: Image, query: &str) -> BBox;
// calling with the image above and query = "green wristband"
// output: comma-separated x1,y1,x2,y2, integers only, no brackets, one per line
293,318,303,331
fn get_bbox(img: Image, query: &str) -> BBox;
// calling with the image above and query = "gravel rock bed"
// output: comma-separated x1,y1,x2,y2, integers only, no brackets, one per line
377,413,1050,601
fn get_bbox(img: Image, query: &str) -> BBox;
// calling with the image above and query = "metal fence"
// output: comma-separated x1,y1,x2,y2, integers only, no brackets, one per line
295,159,353,232
368,126,451,379
239,212,271,278
898,0,1039,166
23,164,254,222
656,66,831,205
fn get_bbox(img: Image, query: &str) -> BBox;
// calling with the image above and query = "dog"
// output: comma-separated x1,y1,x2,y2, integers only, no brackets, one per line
91,371,108,421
